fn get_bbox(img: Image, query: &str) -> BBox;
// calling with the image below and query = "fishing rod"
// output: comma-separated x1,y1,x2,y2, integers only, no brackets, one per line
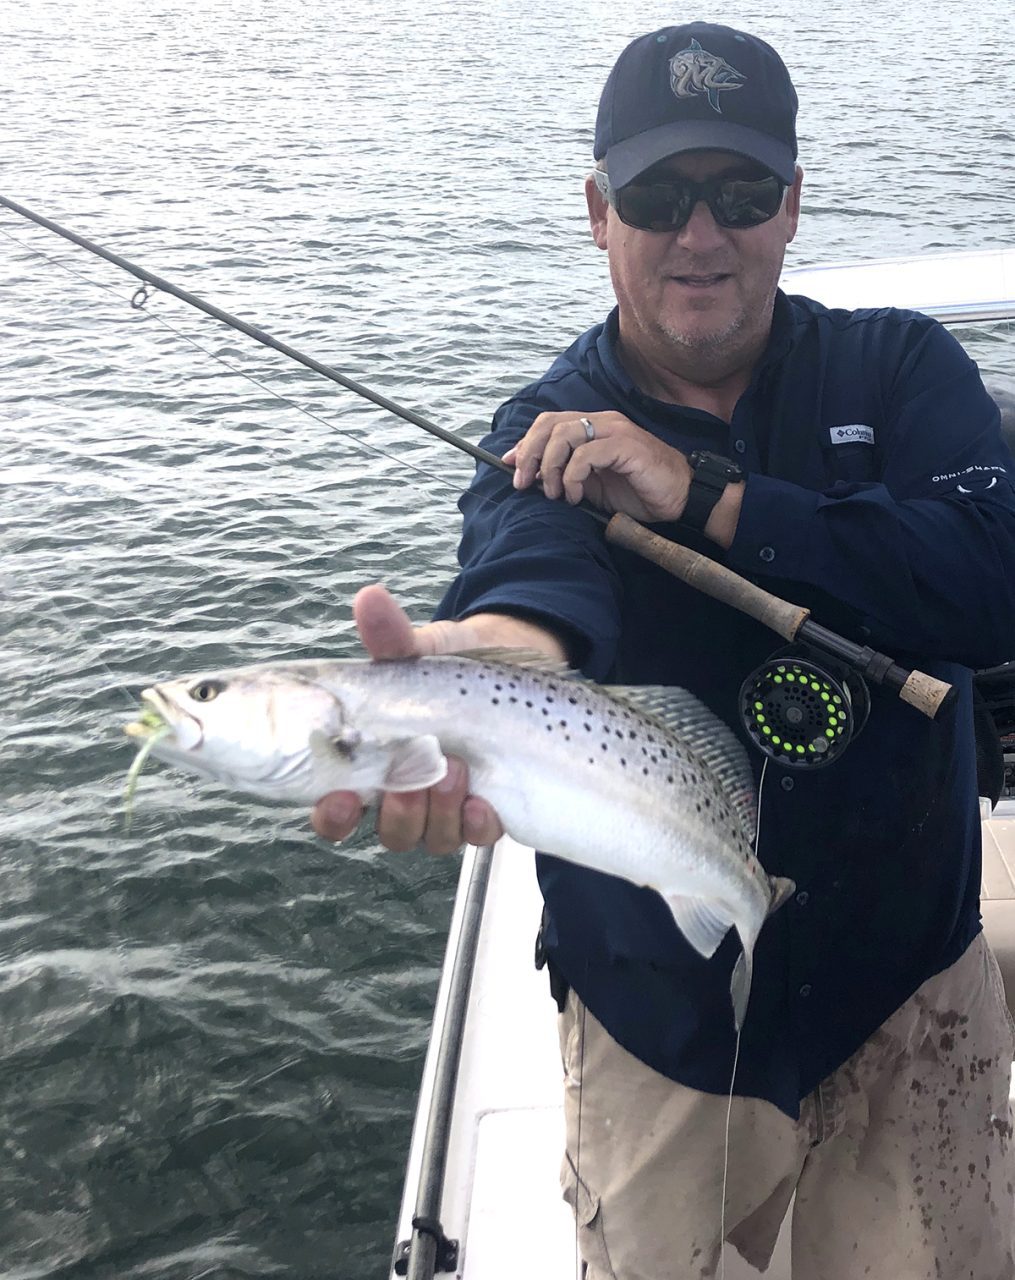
0,194,956,761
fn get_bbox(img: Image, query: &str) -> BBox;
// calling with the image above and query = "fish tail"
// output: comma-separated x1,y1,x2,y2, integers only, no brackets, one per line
730,947,752,1031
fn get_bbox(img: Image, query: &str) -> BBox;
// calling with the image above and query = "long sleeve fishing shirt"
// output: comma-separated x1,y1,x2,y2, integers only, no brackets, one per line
434,291,1015,1118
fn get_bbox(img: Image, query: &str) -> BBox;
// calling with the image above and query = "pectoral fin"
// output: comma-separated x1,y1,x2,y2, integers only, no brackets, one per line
381,735,448,790
664,894,733,959
309,731,447,793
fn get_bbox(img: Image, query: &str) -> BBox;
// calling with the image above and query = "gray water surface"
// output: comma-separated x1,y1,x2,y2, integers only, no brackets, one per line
1,1,1013,1277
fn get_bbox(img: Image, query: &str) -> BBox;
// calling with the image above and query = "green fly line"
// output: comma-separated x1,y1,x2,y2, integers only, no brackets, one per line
123,715,174,830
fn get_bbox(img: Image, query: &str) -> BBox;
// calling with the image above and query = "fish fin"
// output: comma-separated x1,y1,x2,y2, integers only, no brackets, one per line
605,685,757,837
380,735,448,791
664,894,733,959
730,950,752,1031
768,875,796,915
308,731,448,793
442,648,577,677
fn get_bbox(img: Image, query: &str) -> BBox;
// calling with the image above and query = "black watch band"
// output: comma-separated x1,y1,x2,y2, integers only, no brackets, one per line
680,451,744,532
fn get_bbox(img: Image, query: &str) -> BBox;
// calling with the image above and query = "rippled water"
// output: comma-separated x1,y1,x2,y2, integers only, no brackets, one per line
1,1,1013,1276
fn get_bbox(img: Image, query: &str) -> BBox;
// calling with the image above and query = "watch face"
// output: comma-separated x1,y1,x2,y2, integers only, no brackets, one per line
693,450,742,481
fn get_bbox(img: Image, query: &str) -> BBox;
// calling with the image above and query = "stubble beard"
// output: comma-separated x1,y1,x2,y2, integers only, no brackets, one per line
657,279,778,379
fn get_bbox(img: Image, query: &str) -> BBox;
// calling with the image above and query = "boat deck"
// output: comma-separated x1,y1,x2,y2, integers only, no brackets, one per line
392,801,1015,1279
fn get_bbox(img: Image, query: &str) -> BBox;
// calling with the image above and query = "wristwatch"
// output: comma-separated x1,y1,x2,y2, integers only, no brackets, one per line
680,450,745,532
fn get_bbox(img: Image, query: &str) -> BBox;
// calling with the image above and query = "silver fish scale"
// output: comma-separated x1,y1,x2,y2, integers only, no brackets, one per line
412,655,757,865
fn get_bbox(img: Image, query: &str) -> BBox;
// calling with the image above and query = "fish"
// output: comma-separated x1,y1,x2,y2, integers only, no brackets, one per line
124,650,794,1028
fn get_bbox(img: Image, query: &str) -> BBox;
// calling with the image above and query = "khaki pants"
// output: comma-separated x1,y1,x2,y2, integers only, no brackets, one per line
558,933,1015,1279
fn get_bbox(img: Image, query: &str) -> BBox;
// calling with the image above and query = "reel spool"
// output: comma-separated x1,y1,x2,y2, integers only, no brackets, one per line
740,648,871,769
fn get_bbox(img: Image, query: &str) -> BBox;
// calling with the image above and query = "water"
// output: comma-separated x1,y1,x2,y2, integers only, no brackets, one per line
1,1,1013,1276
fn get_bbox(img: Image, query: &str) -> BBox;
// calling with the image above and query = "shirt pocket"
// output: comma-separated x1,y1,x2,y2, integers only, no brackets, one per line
822,441,879,483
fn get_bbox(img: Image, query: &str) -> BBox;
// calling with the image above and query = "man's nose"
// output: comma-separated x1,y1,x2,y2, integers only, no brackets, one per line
675,197,728,248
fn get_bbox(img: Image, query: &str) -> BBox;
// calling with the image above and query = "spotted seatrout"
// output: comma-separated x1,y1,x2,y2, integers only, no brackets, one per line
125,652,793,1027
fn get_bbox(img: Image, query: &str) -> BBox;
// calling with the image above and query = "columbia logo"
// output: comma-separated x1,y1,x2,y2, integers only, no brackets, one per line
828,424,875,446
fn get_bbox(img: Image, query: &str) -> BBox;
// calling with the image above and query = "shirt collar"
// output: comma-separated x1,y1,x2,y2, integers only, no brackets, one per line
596,291,795,410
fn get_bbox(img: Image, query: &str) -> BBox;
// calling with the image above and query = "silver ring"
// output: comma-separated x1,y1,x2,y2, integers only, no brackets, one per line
579,416,595,442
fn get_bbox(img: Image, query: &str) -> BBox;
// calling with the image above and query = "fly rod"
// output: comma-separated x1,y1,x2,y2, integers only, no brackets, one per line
0,193,955,720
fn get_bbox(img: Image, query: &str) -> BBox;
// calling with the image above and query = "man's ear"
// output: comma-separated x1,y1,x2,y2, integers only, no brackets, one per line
586,173,609,250
784,164,804,244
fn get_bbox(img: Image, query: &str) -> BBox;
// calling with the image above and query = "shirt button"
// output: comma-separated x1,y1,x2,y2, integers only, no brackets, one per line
780,776,795,792
734,439,747,454
799,983,812,998
759,546,776,563
796,890,810,906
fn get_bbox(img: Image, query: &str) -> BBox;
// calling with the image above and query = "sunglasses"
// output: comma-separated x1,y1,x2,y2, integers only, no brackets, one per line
593,168,786,233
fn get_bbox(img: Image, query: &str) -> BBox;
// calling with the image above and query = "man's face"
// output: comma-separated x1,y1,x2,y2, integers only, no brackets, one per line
587,150,803,378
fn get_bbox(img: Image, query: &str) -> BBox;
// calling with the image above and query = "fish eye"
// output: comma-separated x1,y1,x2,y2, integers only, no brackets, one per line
189,679,226,703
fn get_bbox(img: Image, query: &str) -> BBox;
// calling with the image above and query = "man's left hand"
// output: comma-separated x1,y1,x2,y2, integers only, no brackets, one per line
504,410,744,548
504,410,692,523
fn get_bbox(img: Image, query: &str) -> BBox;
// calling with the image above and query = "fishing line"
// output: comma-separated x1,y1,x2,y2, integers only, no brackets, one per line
576,988,587,1280
6,208,805,1277
717,754,768,1280
0,217,617,591
0,222,476,500
1,198,958,735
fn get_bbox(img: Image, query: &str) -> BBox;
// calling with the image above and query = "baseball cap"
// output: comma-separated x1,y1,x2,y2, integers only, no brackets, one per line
594,23,798,188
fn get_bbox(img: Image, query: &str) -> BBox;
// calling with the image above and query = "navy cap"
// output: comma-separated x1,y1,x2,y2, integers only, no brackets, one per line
594,23,798,188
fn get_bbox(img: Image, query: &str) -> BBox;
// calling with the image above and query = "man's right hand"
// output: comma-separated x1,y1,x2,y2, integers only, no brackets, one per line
310,584,568,854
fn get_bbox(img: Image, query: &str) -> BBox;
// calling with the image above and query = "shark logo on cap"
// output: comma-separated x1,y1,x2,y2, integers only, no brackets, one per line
669,38,746,113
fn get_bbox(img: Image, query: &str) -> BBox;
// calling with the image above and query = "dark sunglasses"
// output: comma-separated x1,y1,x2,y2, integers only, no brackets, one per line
593,168,786,233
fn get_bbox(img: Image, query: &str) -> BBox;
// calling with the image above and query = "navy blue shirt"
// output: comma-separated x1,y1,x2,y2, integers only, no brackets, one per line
435,292,1015,1118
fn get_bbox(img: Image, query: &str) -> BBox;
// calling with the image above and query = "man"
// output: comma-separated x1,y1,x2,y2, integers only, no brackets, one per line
315,23,1015,1279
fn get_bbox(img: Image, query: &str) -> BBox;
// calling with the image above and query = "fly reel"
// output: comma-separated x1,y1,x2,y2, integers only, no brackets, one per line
739,648,870,769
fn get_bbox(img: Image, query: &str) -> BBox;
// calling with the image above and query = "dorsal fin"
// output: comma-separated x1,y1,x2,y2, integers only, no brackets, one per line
603,684,757,840
442,648,576,677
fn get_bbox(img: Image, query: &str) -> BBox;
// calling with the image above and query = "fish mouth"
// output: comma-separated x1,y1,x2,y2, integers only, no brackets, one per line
124,688,202,750
124,702,169,741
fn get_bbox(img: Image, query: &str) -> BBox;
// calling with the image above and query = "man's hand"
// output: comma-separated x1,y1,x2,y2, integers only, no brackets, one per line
503,410,745,547
310,585,566,853
504,410,694,523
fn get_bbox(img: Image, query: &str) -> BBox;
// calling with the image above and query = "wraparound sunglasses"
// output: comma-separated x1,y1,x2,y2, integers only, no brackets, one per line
594,167,786,233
